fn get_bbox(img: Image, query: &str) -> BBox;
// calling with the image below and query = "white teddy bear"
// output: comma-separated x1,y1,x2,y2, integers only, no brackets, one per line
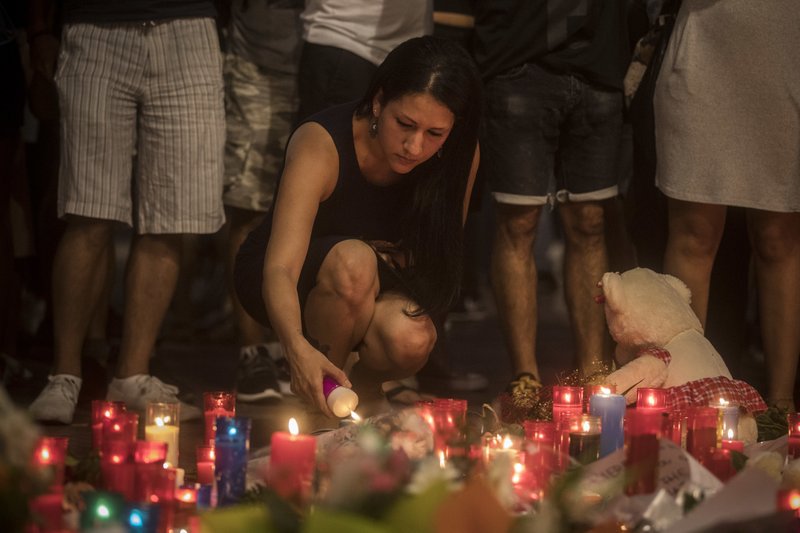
599,268,767,444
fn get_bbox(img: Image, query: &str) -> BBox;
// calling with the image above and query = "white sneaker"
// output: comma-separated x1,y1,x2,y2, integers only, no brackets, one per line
106,374,201,421
29,374,82,424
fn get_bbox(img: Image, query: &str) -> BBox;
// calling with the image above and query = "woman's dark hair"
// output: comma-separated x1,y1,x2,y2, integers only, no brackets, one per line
355,36,483,318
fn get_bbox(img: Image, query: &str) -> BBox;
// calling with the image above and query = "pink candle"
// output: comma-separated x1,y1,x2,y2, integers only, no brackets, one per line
625,408,662,495
92,400,126,451
269,418,317,501
196,445,215,485
721,439,744,453
203,392,235,445
708,448,734,482
552,386,583,424
637,387,667,411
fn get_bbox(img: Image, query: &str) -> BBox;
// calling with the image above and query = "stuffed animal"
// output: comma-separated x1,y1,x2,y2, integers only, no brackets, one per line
599,268,767,444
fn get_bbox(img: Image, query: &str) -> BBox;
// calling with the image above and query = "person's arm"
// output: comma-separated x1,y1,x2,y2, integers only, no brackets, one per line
461,142,481,225
262,122,351,416
28,0,59,80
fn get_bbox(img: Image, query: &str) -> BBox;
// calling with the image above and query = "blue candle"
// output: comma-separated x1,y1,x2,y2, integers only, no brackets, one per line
215,416,251,507
589,390,626,457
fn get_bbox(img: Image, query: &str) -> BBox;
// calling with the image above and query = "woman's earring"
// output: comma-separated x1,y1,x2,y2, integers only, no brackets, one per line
437,147,443,158
369,117,378,138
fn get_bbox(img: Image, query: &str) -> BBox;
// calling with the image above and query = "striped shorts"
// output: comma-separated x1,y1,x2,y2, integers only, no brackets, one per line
55,18,226,234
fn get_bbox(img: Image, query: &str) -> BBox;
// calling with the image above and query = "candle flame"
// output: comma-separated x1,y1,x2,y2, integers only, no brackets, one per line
790,492,800,510
564,392,572,403
155,416,165,427
727,428,735,440
582,420,591,433
113,423,121,432
210,448,215,460
513,462,524,474
439,450,446,469
502,436,514,450
600,386,611,395
350,411,361,422
112,454,123,464
718,398,729,406
40,448,50,461
180,491,194,502
288,417,299,436
647,395,656,406
104,409,112,418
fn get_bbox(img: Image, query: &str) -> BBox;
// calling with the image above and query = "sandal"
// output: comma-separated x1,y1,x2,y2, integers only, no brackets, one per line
383,379,435,406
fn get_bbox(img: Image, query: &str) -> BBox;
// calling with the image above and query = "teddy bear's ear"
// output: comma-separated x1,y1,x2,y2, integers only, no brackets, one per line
662,274,692,305
601,271,625,312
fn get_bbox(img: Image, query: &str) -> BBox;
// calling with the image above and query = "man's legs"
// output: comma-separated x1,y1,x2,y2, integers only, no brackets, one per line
115,234,181,378
491,203,543,381
558,200,612,375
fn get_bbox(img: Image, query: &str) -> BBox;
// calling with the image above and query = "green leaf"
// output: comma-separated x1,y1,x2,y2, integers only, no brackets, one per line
201,504,276,533
384,480,451,533
303,509,389,533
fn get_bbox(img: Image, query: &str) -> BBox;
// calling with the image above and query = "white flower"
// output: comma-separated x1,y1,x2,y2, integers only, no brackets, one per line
406,456,461,495
746,451,784,482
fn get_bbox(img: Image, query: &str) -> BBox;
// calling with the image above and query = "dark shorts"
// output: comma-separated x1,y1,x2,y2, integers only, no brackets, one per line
481,62,623,206
234,235,407,330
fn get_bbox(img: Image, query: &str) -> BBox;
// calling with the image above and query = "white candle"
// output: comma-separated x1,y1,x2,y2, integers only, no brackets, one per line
145,422,180,468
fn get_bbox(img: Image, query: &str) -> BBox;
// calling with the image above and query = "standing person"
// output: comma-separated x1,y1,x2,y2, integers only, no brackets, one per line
656,0,800,410
28,0,225,423
221,0,304,402
296,0,433,121
475,0,630,395
234,36,482,417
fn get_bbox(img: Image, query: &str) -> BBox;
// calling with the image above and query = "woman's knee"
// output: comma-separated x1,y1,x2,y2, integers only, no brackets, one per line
384,315,437,373
749,214,800,264
316,240,379,308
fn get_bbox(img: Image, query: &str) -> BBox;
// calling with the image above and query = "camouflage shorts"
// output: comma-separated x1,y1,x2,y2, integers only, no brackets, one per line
223,53,299,212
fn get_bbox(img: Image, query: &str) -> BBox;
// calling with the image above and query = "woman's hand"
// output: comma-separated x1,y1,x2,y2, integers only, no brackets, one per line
285,339,352,418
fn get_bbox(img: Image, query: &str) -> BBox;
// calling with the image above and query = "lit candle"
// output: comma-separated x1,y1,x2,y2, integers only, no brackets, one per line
133,440,167,503
145,402,180,468
269,418,317,502
103,412,139,444
589,387,625,457
203,391,235,445
552,385,583,425
583,384,615,412
100,440,135,502
713,398,739,444
215,416,251,506
430,398,468,454
523,420,556,450
322,376,359,418
708,448,734,482
777,488,800,517
32,436,69,488
566,414,602,465
196,445,215,486
92,400,126,451
789,413,800,460
637,387,667,411
624,408,661,495
721,428,744,453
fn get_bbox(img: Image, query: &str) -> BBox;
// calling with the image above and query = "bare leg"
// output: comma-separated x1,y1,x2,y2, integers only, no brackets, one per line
663,199,727,327
490,203,542,380
352,292,437,405
303,240,380,369
747,210,800,409
226,207,270,346
87,245,114,342
52,217,115,377
115,234,181,378
559,200,611,375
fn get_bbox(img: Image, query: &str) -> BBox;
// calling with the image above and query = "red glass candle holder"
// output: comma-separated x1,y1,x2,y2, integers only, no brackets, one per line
552,386,583,424
665,410,686,447
268,418,315,504
32,436,69,488
708,448,734,482
134,440,168,504
29,492,64,531
721,439,744,453
203,391,236,445
196,445,215,485
92,400,126,451
520,442,559,502
523,420,556,450
637,387,667,410
103,412,139,444
583,384,615,412
625,408,662,495
430,398,468,453
687,407,718,466
788,413,800,460
101,440,135,501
